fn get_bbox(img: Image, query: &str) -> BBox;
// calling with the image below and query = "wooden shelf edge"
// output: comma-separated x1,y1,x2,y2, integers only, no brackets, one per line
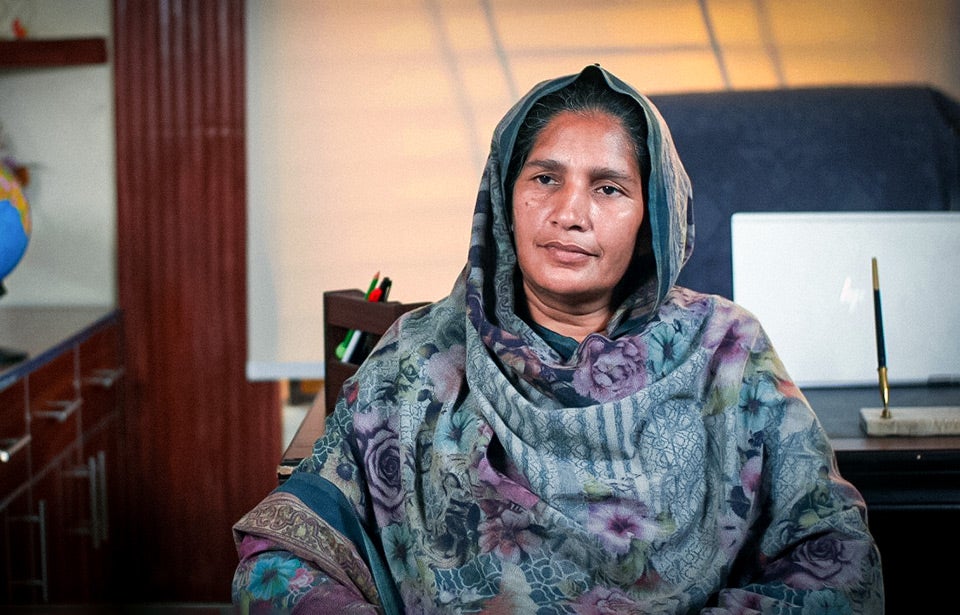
0,37,108,67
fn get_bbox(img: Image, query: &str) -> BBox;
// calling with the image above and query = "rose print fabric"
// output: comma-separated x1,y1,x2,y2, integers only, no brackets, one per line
232,65,884,613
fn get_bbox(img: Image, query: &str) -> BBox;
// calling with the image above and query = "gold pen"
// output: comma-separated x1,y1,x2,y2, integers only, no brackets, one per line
871,257,891,419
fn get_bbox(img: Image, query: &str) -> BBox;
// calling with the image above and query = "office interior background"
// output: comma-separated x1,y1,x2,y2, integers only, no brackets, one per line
1,0,958,603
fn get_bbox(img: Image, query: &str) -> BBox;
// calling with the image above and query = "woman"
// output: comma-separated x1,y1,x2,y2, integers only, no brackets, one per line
232,65,884,614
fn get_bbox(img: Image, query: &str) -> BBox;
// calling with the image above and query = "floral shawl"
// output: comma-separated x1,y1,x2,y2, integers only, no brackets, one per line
233,65,884,614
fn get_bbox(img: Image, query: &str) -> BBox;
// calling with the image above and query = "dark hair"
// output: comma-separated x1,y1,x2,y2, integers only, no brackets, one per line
507,75,651,199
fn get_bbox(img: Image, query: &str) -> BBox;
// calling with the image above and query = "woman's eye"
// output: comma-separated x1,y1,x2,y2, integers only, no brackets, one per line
535,174,556,185
599,185,622,196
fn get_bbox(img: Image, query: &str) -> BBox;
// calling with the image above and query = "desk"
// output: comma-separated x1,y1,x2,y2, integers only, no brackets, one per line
280,384,959,610
805,385,960,509
281,386,960,500
281,385,960,485
805,385,959,611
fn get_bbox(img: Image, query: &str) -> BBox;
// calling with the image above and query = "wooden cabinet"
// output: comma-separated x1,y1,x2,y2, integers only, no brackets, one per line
1,35,121,604
0,307,123,605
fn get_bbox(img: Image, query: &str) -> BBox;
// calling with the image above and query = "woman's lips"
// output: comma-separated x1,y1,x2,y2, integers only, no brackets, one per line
542,240,595,263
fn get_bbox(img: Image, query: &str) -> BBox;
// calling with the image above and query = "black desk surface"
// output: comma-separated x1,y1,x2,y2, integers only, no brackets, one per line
803,385,960,510
803,384,960,452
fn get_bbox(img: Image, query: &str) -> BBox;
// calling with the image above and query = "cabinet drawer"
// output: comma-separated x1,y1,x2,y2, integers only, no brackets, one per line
28,350,81,472
78,326,123,428
0,487,44,604
0,307,124,606
0,380,30,498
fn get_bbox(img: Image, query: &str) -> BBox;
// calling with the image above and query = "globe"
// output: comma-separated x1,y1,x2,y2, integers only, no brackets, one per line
1,161,30,365
0,160,31,295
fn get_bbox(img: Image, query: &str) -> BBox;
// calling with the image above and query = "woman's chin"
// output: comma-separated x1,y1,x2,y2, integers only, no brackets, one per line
529,280,611,310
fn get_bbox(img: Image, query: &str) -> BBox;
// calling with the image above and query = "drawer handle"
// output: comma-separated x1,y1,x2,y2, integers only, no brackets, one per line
65,457,101,547
33,398,82,422
0,434,31,463
8,499,49,602
84,367,125,388
97,450,109,542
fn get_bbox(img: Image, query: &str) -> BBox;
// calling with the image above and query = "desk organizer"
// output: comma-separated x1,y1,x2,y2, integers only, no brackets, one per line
323,289,428,415
860,406,960,436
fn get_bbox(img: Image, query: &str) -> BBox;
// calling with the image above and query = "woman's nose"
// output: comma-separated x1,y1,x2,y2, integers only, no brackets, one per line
552,185,591,229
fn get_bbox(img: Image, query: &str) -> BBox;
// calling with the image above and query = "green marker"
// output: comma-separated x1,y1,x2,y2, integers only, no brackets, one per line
335,271,379,360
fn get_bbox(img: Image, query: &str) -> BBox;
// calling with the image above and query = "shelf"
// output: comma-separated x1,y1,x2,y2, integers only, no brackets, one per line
0,37,107,67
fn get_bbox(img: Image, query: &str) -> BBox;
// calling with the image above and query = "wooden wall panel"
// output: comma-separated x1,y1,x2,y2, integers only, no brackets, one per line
113,0,281,602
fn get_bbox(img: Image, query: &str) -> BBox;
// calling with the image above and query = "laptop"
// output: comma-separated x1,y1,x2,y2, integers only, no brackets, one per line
730,212,960,387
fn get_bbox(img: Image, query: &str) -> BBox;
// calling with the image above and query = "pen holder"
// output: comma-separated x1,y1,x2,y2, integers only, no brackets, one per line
323,289,428,415
860,405,960,436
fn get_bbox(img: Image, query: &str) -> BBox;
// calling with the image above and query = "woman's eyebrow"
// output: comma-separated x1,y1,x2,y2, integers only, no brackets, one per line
591,167,636,183
525,159,635,183
524,158,563,172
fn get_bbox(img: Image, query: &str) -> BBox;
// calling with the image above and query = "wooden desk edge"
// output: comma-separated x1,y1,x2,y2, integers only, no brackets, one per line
277,395,327,480
831,435,960,453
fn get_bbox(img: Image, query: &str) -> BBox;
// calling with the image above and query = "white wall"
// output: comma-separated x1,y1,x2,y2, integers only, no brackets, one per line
0,0,115,307
1,2,957,380
245,0,960,380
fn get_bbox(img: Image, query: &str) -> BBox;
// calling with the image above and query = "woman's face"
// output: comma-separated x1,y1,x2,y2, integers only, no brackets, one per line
512,110,645,315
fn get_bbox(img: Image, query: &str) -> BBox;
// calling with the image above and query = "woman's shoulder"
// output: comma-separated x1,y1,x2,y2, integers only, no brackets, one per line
666,285,762,322
352,291,468,389
388,292,465,346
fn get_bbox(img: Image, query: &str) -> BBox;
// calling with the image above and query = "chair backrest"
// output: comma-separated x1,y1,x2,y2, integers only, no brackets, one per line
649,85,960,299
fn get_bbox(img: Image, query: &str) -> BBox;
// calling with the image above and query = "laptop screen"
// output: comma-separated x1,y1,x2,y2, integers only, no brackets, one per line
730,212,960,387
